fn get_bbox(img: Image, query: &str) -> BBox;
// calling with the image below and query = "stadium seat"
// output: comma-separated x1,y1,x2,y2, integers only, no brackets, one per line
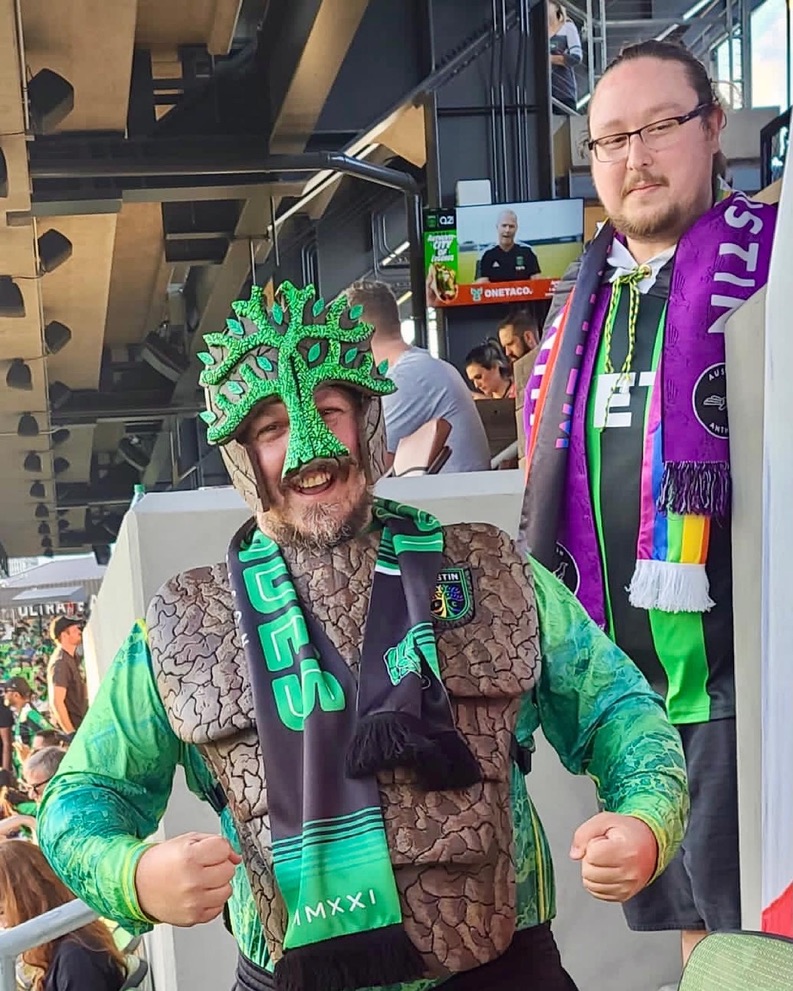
679,931,793,991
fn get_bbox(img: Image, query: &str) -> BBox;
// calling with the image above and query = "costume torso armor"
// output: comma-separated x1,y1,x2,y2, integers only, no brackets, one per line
147,521,539,977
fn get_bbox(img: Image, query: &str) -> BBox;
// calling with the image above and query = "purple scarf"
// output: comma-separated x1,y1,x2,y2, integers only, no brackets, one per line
520,191,777,623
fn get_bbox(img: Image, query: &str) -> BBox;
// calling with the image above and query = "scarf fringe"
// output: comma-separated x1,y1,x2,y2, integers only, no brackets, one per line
628,560,716,614
657,461,731,520
275,925,425,991
346,712,482,792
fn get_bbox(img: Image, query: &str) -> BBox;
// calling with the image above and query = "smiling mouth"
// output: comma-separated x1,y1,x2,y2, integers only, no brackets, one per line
289,468,336,496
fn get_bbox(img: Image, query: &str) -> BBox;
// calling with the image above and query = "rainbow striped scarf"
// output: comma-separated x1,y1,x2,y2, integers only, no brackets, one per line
519,191,776,621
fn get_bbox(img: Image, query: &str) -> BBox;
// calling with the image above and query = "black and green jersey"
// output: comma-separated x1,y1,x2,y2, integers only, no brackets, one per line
585,263,735,725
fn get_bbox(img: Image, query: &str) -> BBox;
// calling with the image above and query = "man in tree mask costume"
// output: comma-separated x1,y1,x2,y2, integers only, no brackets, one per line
39,282,687,991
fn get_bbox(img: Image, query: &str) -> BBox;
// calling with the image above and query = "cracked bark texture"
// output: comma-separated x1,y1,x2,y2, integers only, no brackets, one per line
147,521,539,976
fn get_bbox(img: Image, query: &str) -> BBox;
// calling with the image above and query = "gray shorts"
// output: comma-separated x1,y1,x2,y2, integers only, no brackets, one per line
622,717,741,932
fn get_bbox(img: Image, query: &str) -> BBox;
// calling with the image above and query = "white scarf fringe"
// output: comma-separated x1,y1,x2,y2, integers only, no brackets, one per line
628,560,716,614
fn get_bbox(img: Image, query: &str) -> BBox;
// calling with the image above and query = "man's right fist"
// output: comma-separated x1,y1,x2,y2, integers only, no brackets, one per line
134,832,242,927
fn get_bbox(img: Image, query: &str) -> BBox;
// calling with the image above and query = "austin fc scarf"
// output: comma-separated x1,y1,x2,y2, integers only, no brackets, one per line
227,498,480,991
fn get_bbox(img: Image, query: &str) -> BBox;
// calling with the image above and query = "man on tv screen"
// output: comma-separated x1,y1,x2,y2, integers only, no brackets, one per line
476,209,541,283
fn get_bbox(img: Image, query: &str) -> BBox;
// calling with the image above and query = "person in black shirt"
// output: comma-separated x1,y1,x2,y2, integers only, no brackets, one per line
0,841,126,991
476,210,541,283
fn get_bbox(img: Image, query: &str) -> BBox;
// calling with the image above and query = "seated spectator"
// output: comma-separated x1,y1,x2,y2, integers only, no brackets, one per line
47,618,88,737
0,748,67,841
345,280,491,472
2,677,53,769
0,841,126,991
465,342,515,399
31,730,69,753
25,747,65,806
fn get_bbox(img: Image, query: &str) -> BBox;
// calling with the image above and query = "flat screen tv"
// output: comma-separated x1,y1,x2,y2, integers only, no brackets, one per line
424,198,584,308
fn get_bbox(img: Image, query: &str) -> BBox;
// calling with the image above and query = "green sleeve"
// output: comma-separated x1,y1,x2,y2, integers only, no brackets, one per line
37,621,182,933
28,707,53,732
515,558,689,879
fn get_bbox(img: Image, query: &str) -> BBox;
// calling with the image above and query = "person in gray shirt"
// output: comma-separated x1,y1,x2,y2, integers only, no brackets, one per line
346,280,491,473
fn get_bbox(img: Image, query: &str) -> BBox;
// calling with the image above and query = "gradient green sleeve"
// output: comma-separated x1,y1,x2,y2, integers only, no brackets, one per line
516,558,689,879
37,621,180,933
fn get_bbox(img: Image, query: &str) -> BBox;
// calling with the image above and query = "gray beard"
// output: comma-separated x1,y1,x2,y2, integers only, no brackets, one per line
261,490,373,554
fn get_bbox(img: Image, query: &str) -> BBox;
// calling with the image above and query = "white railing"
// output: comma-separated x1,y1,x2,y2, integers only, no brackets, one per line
0,901,98,991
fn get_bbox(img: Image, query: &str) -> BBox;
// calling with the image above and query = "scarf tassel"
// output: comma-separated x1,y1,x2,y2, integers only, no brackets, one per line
346,711,482,792
657,461,731,520
628,560,716,614
274,925,425,991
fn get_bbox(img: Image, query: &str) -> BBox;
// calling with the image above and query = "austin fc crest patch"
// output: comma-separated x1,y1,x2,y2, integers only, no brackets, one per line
431,565,475,627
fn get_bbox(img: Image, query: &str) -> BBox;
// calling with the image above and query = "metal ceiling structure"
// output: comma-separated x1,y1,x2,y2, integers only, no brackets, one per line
3,0,534,567
0,0,778,570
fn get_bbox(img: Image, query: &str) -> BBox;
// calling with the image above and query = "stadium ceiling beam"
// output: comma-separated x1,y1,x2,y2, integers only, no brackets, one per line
266,0,371,154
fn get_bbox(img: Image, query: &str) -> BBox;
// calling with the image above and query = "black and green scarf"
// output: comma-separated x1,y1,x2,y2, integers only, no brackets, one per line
227,499,481,991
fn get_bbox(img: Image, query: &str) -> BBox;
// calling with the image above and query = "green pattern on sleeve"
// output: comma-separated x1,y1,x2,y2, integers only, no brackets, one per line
37,621,273,962
517,557,689,880
37,622,177,932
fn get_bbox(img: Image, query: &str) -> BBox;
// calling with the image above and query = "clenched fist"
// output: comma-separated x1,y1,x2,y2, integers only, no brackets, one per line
569,812,658,903
135,832,241,926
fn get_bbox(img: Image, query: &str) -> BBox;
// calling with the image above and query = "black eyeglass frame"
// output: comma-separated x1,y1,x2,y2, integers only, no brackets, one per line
29,776,53,797
586,102,716,158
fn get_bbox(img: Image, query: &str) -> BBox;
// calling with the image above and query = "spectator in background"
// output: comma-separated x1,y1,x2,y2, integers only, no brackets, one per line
345,280,491,472
549,2,583,114
0,842,126,991
47,617,87,737
497,309,541,364
465,341,515,399
476,210,541,283
3,677,53,766
0,699,12,776
25,747,66,806
498,310,543,471
31,729,68,753
0,748,66,840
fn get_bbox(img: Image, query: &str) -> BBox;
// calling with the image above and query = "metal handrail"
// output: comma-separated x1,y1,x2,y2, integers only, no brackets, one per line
0,901,97,991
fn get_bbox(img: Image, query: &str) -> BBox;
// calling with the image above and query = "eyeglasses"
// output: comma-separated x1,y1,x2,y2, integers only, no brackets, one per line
28,777,52,798
586,103,714,163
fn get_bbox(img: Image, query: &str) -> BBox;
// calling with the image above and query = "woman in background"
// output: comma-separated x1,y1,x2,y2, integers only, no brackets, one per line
548,2,583,113
465,341,515,399
0,842,125,991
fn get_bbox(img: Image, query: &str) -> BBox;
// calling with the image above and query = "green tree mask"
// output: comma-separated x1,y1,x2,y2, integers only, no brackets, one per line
198,281,395,478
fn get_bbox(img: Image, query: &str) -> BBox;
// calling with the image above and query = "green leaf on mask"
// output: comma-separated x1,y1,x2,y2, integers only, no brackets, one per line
197,351,215,366
226,319,245,336
377,359,389,376
256,355,274,372
200,410,217,424
312,297,325,317
349,304,364,320
227,381,244,395
307,342,322,364
344,346,359,365
272,303,283,324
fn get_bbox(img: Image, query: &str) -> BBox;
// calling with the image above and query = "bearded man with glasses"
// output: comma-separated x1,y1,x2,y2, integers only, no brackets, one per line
520,39,778,981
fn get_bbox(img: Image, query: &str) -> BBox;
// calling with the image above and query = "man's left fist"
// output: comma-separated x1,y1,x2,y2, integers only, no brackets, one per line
569,812,658,903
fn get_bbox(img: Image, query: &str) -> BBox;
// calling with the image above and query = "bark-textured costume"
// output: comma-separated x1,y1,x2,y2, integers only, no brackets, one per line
39,281,689,991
